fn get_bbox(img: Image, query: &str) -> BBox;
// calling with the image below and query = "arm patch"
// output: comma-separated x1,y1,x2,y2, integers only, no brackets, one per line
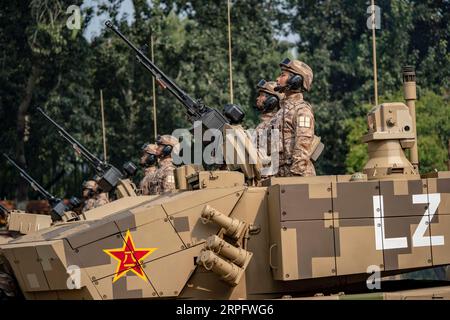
297,116,311,128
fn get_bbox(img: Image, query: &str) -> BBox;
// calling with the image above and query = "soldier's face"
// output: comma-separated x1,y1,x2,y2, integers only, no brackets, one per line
277,71,290,87
139,153,148,167
82,189,90,199
256,92,267,110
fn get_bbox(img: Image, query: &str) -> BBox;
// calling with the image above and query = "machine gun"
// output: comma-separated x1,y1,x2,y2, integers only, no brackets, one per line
3,154,80,222
105,20,244,131
105,21,262,183
37,108,138,197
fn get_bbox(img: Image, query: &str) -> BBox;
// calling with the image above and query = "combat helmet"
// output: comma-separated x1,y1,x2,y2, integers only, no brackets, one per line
279,58,313,92
256,79,283,113
140,143,160,167
156,135,179,157
82,180,98,192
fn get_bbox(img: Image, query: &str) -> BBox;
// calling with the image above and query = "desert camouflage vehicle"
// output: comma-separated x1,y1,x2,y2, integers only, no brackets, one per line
1,62,450,300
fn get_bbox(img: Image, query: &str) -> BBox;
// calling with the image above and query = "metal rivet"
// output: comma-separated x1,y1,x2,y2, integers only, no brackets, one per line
377,223,381,227
152,292,156,296
94,281,99,285
282,211,287,216
103,295,107,299
428,259,432,263
187,243,191,247
159,291,163,295
332,269,336,273
116,234,121,238
91,276,96,281
75,249,79,253
423,184,427,188
327,187,331,192
170,216,174,220
375,186,379,190
282,227,287,231
285,274,289,278
281,189,285,194
164,218,168,222
181,245,185,249
376,208,380,212
174,291,178,295
328,210,332,213
379,264,384,268
424,206,428,210
329,225,333,229
425,221,429,225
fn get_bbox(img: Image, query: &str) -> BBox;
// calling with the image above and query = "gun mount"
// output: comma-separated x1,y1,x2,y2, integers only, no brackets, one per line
37,108,138,197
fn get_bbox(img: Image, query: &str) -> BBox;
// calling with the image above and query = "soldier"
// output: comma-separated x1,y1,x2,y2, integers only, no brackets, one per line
81,180,109,213
255,79,282,135
149,135,179,195
254,79,283,179
271,57,316,177
139,143,160,195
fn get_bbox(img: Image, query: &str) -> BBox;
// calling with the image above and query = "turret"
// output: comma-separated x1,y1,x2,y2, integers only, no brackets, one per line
362,67,419,180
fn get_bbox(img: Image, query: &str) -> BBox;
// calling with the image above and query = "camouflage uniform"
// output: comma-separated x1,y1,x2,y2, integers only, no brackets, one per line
82,180,110,213
256,111,276,133
138,143,160,195
150,135,178,194
272,58,316,177
150,158,176,194
140,166,157,195
271,93,316,176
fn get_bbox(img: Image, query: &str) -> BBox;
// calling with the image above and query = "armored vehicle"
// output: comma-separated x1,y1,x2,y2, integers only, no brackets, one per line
1,61,449,300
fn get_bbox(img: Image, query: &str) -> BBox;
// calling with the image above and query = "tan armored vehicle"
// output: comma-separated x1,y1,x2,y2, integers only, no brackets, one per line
1,64,449,300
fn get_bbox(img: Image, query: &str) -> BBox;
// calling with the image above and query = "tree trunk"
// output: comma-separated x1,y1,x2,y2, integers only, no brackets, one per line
16,65,39,209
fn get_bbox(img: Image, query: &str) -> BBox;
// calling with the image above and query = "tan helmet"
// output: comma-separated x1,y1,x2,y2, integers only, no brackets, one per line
256,79,283,100
156,135,179,157
279,58,313,92
82,180,98,192
156,135,179,147
141,143,160,155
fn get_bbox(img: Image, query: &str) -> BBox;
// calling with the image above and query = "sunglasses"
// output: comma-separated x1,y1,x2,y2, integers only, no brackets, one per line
256,79,267,89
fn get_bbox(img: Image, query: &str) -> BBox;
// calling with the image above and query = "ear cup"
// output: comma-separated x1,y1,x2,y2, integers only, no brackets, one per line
145,154,157,167
287,74,303,91
161,145,173,157
263,95,279,113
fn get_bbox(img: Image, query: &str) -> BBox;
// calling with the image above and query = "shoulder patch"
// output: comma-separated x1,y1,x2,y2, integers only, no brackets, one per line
297,115,311,128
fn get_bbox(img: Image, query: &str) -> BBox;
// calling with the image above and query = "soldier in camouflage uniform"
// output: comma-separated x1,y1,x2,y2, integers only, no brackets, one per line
271,58,316,177
81,180,109,213
255,79,283,135
149,135,178,195
254,79,283,179
139,143,160,195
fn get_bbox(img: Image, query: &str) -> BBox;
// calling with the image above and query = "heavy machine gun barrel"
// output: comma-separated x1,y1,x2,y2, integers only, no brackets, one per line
3,154,79,221
104,20,245,131
37,108,137,193
37,107,107,174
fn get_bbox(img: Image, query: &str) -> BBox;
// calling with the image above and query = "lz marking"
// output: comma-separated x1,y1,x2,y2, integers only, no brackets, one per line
373,193,443,250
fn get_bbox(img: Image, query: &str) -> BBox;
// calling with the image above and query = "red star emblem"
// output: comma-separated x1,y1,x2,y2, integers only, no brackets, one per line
103,230,157,283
